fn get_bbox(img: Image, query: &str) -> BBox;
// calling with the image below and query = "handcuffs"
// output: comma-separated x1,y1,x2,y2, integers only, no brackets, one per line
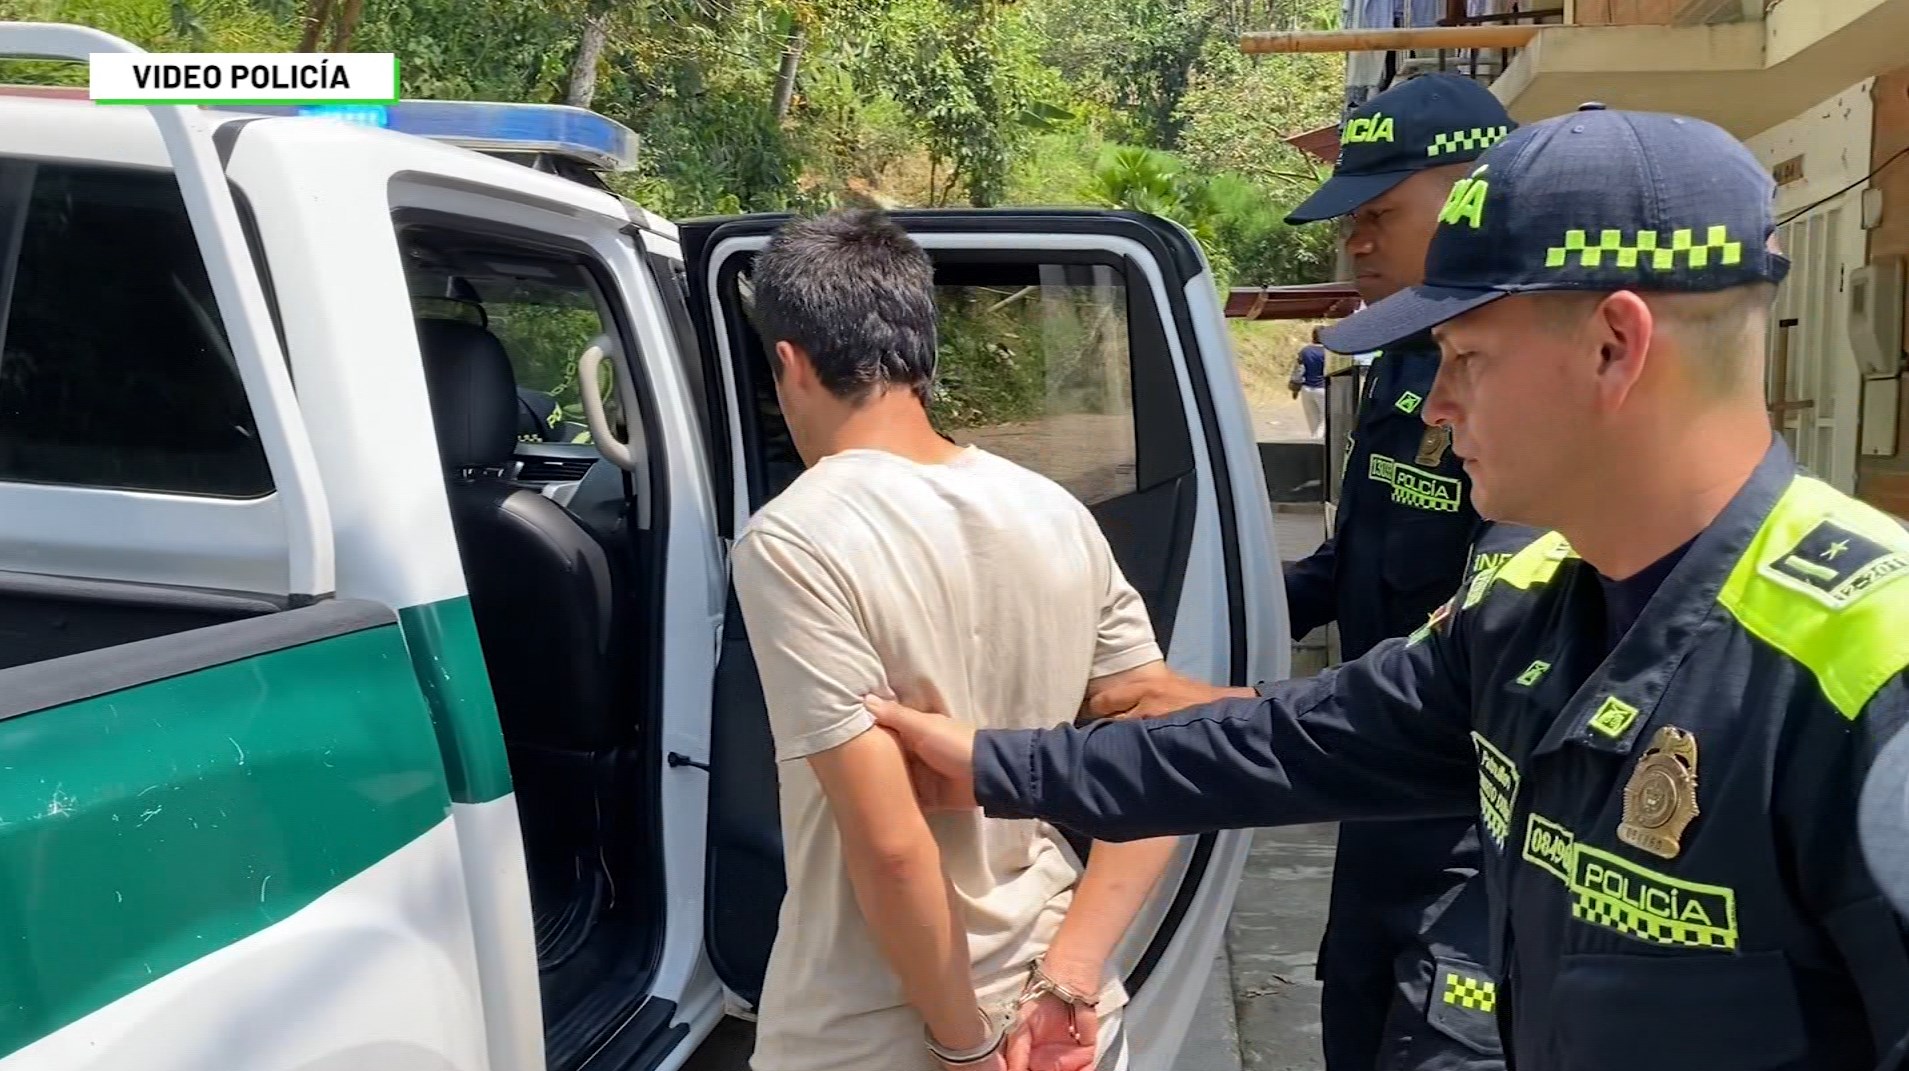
922,1009,1007,1068
922,958,1100,1066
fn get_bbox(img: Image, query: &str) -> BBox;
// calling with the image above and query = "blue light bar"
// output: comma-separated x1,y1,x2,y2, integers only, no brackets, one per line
225,99,640,172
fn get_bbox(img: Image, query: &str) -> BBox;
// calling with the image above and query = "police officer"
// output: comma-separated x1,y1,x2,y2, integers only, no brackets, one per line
1282,71,1519,1071
871,108,1909,1070
517,386,564,443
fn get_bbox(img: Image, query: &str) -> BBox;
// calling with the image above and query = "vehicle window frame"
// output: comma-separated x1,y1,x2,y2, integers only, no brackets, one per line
390,208,656,457
931,260,1143,506
644,248,712,454
0,155,280,499
710,246,1195,515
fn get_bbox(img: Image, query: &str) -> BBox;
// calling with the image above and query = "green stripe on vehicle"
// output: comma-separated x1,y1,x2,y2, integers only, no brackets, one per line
398,597,515,804
0,623,452,1057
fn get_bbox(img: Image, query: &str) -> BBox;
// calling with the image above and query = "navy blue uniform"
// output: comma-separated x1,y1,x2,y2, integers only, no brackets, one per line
1284,337,1500,1071
516,386,563,442
1286,339,1484,655
1278,68,1521,1071
974,441,1909,1070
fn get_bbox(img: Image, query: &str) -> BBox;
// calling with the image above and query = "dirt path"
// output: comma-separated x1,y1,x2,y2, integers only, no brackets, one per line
1251,393,1319,445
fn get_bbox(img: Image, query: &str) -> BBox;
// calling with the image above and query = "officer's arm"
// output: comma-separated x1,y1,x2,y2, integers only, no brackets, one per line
972,607,1477,842
1282,539,1337,639
1778,674,1909,1059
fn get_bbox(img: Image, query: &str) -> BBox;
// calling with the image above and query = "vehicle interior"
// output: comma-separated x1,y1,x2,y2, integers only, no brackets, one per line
397,218,669,1071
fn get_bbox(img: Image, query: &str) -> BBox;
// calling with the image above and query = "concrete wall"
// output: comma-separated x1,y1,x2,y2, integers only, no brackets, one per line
1747,78,1874,493
1570,0,1683,25
1860,67,1909,517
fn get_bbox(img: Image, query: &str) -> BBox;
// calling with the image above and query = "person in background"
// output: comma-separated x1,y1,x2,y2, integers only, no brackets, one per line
1275,72,1519,1071
516,386,564,443
731,208,1179,1071
1289,327,1328,438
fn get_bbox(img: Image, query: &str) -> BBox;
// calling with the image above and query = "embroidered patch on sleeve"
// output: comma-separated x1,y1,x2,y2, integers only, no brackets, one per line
1761,520,1909,609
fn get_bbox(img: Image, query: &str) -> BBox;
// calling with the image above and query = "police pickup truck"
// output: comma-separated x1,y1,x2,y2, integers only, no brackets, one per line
0,21,1290,1071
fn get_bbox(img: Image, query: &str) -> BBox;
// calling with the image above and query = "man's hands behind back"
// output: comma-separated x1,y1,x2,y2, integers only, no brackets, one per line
1008,993,1099,1071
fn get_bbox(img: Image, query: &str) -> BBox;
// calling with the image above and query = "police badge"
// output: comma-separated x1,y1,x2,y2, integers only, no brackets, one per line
1416,425,1451,467
1619,727,1700,860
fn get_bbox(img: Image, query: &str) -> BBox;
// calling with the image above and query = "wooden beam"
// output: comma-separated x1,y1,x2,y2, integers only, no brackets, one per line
1446,6,1567,24
1241,24,1545,53
1224,284,1364,321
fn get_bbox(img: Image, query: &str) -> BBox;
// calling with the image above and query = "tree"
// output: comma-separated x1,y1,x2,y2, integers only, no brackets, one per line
564,3,614,108
854,0,1062,207
1173,30,1341,204
1082,144,1334,290
1027,0,1234,149
297,0,364,51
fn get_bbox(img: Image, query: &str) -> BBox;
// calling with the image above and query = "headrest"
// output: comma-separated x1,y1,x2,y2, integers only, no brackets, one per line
417,317,520,471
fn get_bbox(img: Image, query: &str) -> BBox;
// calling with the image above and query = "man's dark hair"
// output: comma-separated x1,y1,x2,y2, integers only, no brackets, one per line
751,208,938,405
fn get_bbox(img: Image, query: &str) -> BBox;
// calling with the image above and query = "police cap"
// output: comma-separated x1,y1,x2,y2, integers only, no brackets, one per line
1320,108,1792,354
1286,73,1516,225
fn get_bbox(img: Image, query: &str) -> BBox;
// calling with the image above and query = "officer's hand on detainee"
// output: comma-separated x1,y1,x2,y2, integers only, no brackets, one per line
865,695,979,811
1086,673,1254,720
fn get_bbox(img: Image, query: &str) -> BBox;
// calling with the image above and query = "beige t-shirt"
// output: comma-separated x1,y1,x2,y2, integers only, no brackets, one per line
729,446,1162,1071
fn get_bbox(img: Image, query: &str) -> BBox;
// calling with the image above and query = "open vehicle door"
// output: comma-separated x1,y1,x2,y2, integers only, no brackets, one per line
681,209,1287,1069
0,25,491,1070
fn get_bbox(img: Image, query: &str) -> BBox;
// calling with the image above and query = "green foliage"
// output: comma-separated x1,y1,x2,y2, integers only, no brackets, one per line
0,0,294,79
790,59,916,197
929,281,1128,433
1174,36,1341,204
1080,144,1227,278
355,0,581,101
1081,144,1332,290
14,0,1352,423
1027,0,1218,148
621,80,815,217
851,0,1062,206
930,296,1046,429
1003,126,1107,207
1200,172,1337,288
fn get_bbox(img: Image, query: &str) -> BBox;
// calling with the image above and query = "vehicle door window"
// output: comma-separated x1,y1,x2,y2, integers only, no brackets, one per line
933,262,1137,505
0,159,272,497
413,280,611,448
399,224,636,478
716,246,1195,638
645,250,711,449
919,253,1197,640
